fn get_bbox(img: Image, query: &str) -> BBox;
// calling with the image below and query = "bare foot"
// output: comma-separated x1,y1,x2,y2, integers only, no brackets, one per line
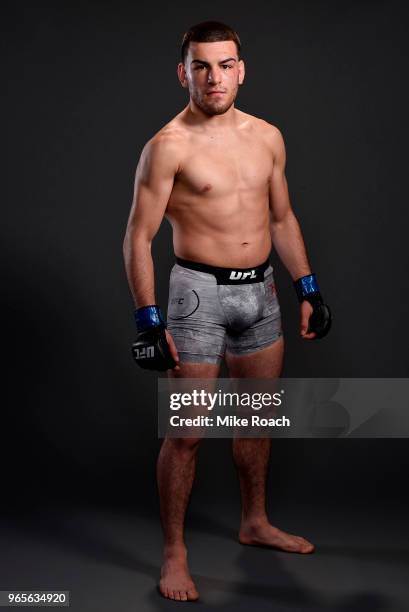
159,550,199,602
239,520,315,554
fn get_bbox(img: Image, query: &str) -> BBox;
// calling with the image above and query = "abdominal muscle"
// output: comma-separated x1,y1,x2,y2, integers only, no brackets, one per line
167,202,273,268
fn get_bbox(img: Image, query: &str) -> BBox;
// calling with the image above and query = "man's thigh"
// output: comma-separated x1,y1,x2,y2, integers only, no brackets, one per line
166,263,226,368
167,361,221,379
165,361,220,442
225,336,284,378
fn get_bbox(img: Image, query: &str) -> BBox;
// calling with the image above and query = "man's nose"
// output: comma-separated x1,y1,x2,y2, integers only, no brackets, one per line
208,67,222,83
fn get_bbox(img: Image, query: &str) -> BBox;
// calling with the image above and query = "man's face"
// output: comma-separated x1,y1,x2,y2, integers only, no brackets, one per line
178,40,245,117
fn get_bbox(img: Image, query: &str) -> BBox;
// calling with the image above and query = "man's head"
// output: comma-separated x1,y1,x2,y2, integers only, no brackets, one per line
178,21,245,117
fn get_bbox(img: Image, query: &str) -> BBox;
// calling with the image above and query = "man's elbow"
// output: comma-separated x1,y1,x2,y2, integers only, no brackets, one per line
123,224,152,257
270,208,295,232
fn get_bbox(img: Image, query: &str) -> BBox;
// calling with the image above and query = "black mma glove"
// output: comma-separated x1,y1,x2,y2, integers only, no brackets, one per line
131,305,177,371
293,273,332,339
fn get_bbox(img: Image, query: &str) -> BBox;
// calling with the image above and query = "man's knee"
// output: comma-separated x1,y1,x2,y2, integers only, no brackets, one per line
163,436,203,455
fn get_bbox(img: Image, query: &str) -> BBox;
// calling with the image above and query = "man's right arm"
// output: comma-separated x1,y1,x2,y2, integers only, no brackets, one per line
123,134,180,307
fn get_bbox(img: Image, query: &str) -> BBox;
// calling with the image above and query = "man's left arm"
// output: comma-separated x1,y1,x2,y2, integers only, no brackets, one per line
267,126,332,340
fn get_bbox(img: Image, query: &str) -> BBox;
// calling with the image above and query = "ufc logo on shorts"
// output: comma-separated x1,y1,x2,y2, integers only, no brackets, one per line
134,346,154,359
229,270,257,280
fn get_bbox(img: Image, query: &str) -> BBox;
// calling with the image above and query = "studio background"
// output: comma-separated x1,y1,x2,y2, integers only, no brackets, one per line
2,2,409,609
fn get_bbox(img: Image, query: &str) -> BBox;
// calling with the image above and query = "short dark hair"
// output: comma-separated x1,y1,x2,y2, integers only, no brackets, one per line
181,21,241,64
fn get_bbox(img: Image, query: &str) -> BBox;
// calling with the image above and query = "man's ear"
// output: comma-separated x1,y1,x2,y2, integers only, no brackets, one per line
177,62,188,88
238,59,245,85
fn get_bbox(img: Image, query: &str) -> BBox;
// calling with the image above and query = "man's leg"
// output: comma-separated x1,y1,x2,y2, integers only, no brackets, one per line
226,337,314,553
158,361,220,601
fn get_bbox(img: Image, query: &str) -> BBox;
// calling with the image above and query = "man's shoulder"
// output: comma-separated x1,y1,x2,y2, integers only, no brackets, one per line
252,115,283,142
236,111,283,150
246,114,285,157
142,121,187,167
236,109,279,132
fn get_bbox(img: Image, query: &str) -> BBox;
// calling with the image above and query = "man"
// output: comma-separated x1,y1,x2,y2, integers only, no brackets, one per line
123,21,331,602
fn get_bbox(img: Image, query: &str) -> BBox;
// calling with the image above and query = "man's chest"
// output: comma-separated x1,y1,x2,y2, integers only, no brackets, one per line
175,136,273,197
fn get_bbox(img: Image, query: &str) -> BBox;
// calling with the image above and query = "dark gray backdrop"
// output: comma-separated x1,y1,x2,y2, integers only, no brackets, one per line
3,0,409,514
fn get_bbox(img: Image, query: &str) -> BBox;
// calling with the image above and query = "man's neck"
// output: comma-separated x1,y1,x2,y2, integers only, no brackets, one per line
184,102,238,131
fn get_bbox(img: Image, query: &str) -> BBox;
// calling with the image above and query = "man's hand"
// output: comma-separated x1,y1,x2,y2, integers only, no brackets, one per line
132,305,180,371
165,329,180,371
300,300,316,340
294,273,332,340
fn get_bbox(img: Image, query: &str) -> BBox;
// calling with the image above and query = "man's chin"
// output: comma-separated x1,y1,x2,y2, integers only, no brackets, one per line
199,101,234,116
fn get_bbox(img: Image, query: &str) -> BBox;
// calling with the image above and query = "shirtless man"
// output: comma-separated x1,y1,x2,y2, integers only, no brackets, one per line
123,21,331,602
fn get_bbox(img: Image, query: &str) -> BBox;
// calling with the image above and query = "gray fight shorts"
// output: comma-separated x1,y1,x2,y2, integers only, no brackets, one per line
166,257,282,365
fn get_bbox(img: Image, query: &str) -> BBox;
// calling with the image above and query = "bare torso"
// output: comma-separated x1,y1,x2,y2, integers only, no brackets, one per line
162,108,275,268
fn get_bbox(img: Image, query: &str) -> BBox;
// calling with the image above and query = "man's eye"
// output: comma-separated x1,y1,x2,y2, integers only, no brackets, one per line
194,65,232,70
